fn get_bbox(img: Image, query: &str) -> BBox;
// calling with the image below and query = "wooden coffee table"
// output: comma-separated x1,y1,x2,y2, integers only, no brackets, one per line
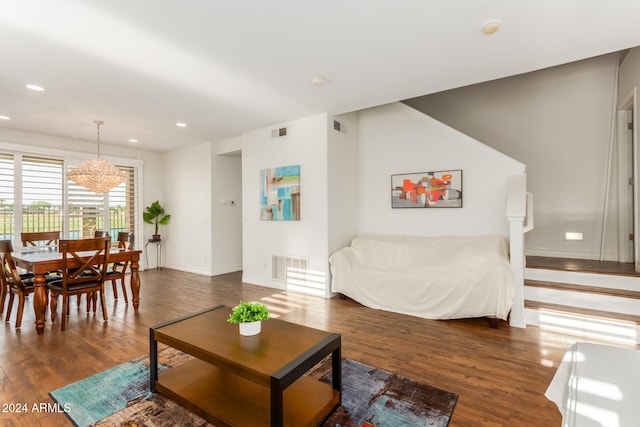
149,305,342,427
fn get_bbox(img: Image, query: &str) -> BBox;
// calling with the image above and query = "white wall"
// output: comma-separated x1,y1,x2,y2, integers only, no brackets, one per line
327,112,359,254
357,103,525,238
619,48,640,99
242,114,330,295
405,53,619,259
211,152,243,274
162,141,213,274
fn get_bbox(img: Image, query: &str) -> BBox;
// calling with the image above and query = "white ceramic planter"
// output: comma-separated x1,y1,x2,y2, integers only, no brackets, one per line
239,320,261,336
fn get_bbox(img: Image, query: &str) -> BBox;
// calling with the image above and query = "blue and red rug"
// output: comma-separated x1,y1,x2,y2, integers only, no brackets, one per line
50,347,457,426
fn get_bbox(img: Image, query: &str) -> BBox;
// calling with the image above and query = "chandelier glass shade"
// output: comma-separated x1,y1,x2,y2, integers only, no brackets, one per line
67,120,126,193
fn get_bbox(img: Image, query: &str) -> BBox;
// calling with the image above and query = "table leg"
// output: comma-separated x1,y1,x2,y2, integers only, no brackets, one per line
33,273,47,335
270,378,284,427
130,254,141,310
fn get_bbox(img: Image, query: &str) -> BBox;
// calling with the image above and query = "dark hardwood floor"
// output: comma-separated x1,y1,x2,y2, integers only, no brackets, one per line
527,255,640,276
1,268,637,426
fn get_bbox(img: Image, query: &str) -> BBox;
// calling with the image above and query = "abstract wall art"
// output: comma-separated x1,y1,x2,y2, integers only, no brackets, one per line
391,169,462,208
260,164,301,220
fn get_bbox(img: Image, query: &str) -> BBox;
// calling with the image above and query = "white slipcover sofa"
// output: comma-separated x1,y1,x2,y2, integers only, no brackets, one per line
329,234,514,321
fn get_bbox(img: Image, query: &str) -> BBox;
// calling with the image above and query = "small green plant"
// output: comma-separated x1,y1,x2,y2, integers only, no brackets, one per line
227,301,270,324
143,200,171,236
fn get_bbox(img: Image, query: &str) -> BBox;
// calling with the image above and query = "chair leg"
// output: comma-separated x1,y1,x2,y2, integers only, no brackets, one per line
99,288,108,321
61,296,68,331
111,280,118,299
0,284,6,315
15,293,25,329
120,278,128,303
5,293,15,323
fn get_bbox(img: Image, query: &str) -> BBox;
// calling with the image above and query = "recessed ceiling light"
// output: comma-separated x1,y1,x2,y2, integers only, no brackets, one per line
0,115,10,120
176,122,187,127
481,19,502,35
128,138,138,143
311,75,325,86
26,84,45,92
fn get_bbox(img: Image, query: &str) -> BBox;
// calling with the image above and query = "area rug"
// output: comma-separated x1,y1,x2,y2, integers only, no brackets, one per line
50,347,457,427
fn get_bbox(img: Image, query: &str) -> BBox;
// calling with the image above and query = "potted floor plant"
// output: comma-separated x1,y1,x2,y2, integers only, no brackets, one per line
227,301,270,336
143,200,171,242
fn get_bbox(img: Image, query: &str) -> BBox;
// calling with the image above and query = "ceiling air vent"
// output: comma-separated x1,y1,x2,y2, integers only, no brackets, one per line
271,127,287,138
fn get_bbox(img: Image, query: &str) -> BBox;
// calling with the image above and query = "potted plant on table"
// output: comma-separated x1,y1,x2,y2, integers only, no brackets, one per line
227,301,270,336
143,200,171,242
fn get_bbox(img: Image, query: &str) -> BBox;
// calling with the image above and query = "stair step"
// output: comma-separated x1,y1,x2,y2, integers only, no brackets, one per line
525,300,640,325
526,300,640,325
525,301,640,344
525,279,640,299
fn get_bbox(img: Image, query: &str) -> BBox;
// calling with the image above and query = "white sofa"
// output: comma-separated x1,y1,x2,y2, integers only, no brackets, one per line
329,234,514,322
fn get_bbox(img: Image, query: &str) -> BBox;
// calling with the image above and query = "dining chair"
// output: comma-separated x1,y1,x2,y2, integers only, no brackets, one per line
74,231,110,311
0,240,38,329
47,238,111,331
21,231,60,247
105,232,134,303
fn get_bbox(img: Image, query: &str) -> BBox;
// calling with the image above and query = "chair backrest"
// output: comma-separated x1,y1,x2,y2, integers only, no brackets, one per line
117,232,134,249
21,231,60,247
94,230,110,238
59,238,111,290
0,240,26,289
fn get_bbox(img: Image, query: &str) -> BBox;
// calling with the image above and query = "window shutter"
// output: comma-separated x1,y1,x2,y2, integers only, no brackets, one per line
22,156,63,233
108,166,137,244
0,153,14,239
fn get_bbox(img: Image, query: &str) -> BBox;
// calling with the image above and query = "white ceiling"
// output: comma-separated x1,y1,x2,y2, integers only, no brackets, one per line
1,0,640,153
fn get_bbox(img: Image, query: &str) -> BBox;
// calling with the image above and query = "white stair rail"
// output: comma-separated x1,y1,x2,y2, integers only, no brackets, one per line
506,174,533,328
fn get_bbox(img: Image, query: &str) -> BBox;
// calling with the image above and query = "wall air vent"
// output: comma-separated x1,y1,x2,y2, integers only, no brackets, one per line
272,255,308,282
271,127,287,138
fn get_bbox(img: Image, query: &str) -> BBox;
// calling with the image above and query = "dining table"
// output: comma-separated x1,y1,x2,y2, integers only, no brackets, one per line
11,245,142,334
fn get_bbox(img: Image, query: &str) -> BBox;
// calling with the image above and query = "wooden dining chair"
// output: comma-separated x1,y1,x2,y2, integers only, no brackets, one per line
105,232,134,303
94,230,110,238
0,240,37,329
47,238,111,331
21,231,60,247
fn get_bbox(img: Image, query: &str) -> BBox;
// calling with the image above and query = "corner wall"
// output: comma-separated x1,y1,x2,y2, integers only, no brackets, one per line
242,114,330,296
356,103,525,238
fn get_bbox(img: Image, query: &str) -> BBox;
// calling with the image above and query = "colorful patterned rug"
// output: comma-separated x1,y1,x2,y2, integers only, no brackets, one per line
50,347,457,427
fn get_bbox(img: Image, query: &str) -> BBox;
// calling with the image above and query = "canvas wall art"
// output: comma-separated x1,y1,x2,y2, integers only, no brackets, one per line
391,169,462,208
260,165,301,220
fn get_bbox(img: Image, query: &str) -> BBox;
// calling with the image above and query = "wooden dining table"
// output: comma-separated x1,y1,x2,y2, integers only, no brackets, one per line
11,245,142,334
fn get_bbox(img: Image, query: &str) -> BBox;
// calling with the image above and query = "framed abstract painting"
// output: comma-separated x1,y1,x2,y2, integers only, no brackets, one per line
260,165,301,220
391,169,462,208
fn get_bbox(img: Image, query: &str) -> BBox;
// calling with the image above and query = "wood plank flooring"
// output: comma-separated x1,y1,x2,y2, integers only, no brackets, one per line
1,268,637,426
527,255,640,276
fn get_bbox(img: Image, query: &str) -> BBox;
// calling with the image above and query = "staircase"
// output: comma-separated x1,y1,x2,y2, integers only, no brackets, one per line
524,257,640,344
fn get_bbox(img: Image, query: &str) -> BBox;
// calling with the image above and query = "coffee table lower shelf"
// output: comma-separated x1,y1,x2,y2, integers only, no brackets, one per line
155,358,340,427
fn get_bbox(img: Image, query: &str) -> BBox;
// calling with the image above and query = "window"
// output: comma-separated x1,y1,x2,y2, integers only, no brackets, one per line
108,166,137,239
0,148,141,247
0,153,14,240
22,156,63,233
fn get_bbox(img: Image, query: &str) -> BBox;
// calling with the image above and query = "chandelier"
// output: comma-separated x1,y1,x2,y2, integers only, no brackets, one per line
67,120,127,193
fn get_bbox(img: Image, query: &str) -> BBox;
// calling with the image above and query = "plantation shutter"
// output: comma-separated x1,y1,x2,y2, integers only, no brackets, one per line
0,153,14,239
108,165,137,244
22,156,63,233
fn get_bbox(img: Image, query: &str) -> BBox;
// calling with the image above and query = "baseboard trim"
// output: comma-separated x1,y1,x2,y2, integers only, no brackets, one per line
241,274,287,291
